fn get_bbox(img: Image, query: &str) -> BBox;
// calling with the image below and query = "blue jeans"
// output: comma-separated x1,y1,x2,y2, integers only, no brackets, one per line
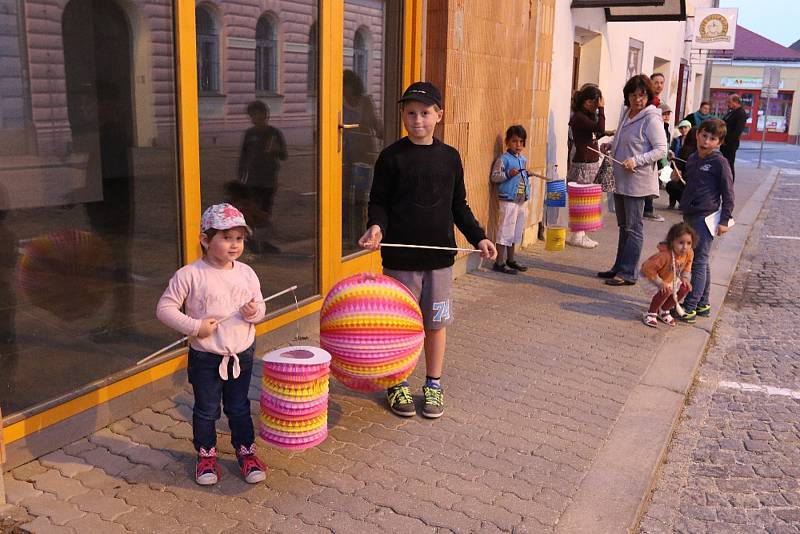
187,344,255,451
611,194,645,282
683,215,713,311
643,195,654,215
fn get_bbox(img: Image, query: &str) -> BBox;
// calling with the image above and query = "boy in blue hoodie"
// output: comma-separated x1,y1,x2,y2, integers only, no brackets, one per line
678,119,735,323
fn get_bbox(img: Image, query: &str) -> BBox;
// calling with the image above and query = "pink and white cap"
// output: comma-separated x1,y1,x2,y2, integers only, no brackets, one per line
200,203,252,235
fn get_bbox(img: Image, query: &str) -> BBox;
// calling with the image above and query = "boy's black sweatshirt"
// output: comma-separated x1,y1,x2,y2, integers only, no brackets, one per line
680,149,735,226
367,137,487,271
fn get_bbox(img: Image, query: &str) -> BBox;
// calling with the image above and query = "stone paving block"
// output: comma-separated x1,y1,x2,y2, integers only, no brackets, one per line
365,507,437,534
19,493,86,526
268,516,332,534
76,446,137,476
115,484,180,515
131,408,181,432
118,443,176,470
19,515,76,534
11,461,48,482
451,495,523,532
89,428,137,455
65,512,131,534
30,470,89,501
39,451,94,478
270,493,334,525
61,439,96,457
151,398,178,413
4,477,44,505
165,421,195,441
74,468,129,493
308,487,377,520
215,497,282,529
317,511,374,534
68,489,134,521
169,501,238,533
115,509,186,533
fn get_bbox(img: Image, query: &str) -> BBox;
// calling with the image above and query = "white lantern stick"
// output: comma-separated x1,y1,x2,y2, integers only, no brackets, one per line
137,285,299,366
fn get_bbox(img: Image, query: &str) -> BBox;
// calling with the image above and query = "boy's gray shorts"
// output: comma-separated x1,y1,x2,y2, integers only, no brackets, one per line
383,267,453,330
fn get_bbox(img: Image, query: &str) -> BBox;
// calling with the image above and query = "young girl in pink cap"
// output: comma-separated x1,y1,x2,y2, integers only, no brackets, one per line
156,203,267,485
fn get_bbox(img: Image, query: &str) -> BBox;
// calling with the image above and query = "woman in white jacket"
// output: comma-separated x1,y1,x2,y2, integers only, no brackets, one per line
597,75,667,286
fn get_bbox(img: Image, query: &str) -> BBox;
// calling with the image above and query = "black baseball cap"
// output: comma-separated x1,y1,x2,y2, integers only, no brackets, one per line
398,81,442,108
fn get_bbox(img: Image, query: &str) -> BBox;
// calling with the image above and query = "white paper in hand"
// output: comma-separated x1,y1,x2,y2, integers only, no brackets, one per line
705,208,734,236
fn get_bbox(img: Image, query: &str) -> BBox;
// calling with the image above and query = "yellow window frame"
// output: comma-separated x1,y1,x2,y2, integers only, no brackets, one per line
4,0,423,445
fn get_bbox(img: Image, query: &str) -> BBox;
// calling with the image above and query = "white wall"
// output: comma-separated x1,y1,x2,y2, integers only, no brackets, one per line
548,1,714,172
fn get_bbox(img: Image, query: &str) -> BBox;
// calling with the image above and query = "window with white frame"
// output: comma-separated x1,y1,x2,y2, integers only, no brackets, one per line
196,6,219,93
256,14,278,93
353,28,369,89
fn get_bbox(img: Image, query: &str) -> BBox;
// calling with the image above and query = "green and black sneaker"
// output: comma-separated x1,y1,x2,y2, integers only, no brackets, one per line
387,382,415,417
422,384,444,419
695,304,711,317
676,309,697,323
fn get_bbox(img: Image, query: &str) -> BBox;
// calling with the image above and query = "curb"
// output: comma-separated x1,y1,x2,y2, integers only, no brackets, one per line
555,167,781,534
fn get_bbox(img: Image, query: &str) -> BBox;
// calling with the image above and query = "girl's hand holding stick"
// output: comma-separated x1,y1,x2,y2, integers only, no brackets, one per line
138,285,299,366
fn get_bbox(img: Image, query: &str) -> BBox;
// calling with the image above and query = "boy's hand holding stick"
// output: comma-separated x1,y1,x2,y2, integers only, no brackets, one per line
670,160,686,185
359,225,496,260
138,285,299,366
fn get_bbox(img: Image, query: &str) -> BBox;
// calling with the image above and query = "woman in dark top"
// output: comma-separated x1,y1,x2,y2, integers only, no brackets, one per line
566,84,606,248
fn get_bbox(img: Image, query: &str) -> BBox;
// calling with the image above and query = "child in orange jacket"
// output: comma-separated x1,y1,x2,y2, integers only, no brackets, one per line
640,222,697,327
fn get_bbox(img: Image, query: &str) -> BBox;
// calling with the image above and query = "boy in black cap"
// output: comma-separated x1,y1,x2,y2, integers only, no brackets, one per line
359,82,496,419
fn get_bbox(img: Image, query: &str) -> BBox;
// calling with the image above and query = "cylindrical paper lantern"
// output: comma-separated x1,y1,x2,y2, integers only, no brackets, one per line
545,180,567,207
260,346,331,450
320,273,424,392
567,182,603,232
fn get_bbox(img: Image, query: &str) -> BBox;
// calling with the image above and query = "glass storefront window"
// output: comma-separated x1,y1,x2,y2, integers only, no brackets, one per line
197,3,319,308
1,0,180,416
341,0,402,257
756,92,792,133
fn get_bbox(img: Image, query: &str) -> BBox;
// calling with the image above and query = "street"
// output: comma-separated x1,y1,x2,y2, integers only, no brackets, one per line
735,140,800,169
639,155,800,532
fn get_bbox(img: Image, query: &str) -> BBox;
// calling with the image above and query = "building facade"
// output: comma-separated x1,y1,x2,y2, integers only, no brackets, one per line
0,0,560,471
549,0,715,173
709,26,800,144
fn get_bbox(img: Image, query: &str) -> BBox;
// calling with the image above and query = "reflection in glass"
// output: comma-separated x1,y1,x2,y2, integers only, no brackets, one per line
196,5,219,93
256,15,278,93
341,0,402,257
0,0,180,416
197,3,320,308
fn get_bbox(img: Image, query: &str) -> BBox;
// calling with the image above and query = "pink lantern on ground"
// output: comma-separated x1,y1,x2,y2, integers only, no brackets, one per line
568,182,604,232
260,346,331,450
320,273,424,392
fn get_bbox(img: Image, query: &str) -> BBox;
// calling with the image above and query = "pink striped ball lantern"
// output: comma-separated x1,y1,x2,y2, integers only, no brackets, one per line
320,273,424,392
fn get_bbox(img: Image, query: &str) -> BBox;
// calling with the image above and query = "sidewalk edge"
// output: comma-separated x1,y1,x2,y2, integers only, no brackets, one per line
554,167,781,534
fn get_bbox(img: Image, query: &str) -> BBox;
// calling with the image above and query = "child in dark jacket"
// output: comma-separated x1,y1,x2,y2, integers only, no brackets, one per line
678,119,735,323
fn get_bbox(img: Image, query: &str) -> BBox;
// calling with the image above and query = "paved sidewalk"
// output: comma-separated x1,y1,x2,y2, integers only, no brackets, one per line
1,168,766,533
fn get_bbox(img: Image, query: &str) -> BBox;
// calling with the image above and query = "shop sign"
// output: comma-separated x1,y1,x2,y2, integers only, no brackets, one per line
720,77,784,90
692,8,738,50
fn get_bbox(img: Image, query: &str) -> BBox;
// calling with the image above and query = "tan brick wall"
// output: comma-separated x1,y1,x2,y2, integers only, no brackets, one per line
425,0,555,250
